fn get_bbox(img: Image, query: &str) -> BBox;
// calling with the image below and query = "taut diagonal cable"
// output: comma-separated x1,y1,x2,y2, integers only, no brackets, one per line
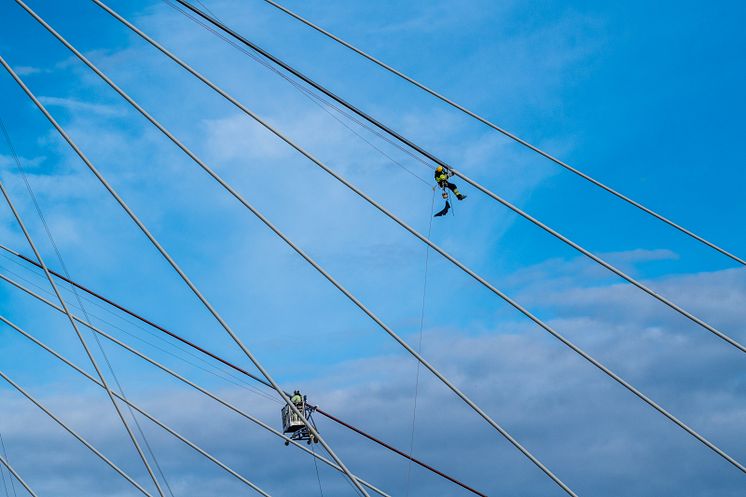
0,432,18,497
84,0,745,477
0,243,278,402
163,0,431,186
0,431,11,497
0,316,273,497
0,369,154,496
166,0,744,355
0,454,36,497
20,3,575,494
0,271,389,497
0,114,176,497
0,248,471,497
0,179,165,497
0,18,367,494
250,0,745,267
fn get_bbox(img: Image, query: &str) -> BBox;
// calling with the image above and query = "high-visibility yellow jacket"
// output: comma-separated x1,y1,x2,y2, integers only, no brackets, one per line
434,170,450,184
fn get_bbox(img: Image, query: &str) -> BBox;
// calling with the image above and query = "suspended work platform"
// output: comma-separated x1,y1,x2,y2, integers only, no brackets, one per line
282,393,319,445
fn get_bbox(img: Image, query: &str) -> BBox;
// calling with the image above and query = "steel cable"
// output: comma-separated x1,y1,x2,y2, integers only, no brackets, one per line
43,1,575,493
87,0,746,477
0,315,274,497
0,272,390,497
0,455,35,497
0,115,176,497
252,0,746,267
0,250,483,497
0,178,166,497
3,7,369,495
0,369,154,496
170,0,746,355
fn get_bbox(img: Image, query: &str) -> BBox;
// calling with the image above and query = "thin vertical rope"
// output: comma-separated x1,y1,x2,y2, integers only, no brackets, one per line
311,444,325,497
405,189,436,495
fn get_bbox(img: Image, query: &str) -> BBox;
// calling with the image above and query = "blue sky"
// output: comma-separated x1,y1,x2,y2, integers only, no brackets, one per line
0,0,744,496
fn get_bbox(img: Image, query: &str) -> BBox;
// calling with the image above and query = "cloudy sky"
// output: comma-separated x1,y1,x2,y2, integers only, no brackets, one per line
0,0,744,495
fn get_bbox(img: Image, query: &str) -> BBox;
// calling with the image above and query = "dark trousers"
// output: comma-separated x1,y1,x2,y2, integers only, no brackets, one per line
439,181,460,194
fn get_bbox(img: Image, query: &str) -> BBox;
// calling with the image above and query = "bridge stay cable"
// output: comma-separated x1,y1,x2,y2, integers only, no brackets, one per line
0,243,484,497
82,0,746,476
0,271,390,497
20,0,746,483
20,2,578,494
249,0,746,267
163,0,432,186
0,114,177,497
0,431,17,497
0,178,166,496
0,454,36,497
0,368,155,497
3,0,743,492
168,0,746,355
0,315,275,497
0,247,277,402
0,15,368,492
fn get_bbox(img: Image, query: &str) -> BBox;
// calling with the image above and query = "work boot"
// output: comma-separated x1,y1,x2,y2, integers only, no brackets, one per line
457,194,467,201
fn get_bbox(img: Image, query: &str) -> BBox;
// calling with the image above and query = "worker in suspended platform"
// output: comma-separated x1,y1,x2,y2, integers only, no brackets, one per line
290,390,303,407
433,165,466,217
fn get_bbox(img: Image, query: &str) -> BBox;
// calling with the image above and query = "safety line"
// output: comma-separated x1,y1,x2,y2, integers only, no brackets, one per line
252,0,746,267
55,2,573,493
88,0,746,477
0,455,36,497
0,272,389,497
405,190,437,497
0,369,154,496
0,178,165,497
171,0,746,355
0,315,273,497
311,444,325,497
0,114,176,497
4,7,368,496
0,245,481,496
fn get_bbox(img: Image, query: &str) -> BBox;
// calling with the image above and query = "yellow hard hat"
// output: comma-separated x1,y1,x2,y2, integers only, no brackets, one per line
436,166,444,173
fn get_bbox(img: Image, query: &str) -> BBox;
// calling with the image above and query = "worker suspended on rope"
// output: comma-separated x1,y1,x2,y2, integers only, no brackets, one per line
433,165,465,217
434,166,466,201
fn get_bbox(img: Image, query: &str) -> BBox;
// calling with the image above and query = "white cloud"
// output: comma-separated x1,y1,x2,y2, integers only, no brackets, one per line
38,96,127,118
13,65,44,76
0,1,741,496
1,257,744,496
